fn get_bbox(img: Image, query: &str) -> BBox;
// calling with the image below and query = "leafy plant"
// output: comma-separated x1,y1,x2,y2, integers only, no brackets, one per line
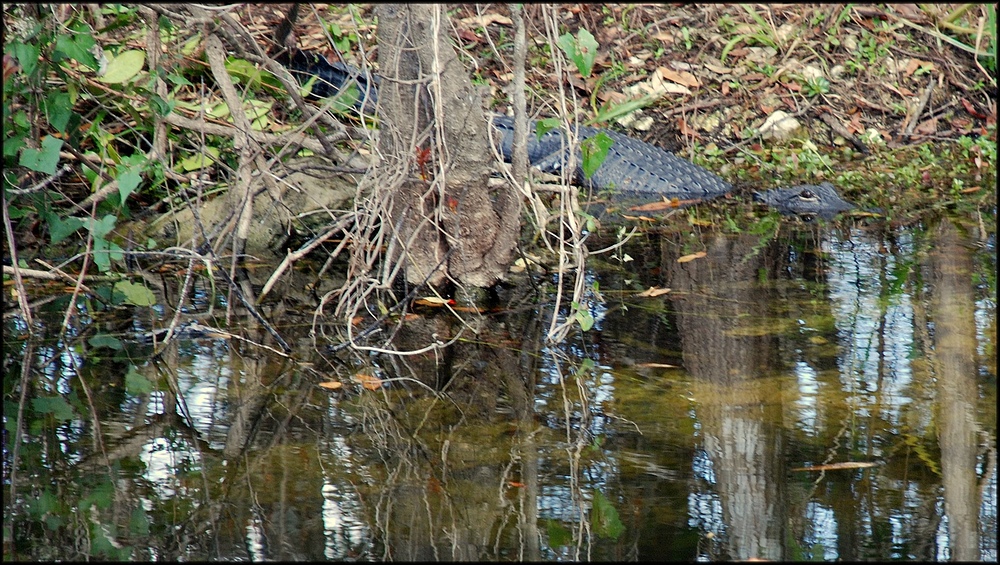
856,30,891,65
719,5,782,63
580,133,614,180
680,26,694,51
3,6,153,274
557,28,599,77
571,301,595,331
590,489,625,540
801,76,831,97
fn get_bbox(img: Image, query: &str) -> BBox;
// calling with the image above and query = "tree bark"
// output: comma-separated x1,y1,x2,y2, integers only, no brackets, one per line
375,4,519,288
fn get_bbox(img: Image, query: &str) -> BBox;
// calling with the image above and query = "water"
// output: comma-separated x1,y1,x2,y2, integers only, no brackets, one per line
3,214,995,561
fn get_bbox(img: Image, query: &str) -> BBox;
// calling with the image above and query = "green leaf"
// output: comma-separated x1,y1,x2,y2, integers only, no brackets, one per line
13,110,30,129
577,357,597,374
47,214,86,244
166,72,193,88
28,489,60,519
580,132,613,179
81,478,115,512
148,94,174,116
19,136,63,174
225,57,280,91
92,237,124,272
545,519,573,547
572,301,595,331
179,146,220,172
45,514,65,531
10,42,40,77
97,49,145,83
88,523,116,557
245,99,273,121
328,83,360,114
114,280,156,306
116,165,142,202
535,118,560,140
181,33,203,56
557,28,599,77
206,101,230,119
4,132,26,157
86,214,117,239
588,95,657,126
327,21,353,52
42,91,73,132
88,334,123,350
32,396,76,421
129,507,150,536
125,366,155,394
53,22,99,70
591,490,625,540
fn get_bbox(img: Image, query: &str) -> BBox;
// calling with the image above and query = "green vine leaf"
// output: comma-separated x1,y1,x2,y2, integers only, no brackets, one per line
97,49,145,83
557,28,599,77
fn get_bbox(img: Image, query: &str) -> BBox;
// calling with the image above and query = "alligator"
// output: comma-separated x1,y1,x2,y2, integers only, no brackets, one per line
276,40,855,219
751,182,855,219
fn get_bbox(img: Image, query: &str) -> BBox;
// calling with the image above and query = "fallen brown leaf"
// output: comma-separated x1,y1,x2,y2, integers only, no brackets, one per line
414,296,453,306
914,117,938,136
354,373,383,391
629,199,679,211
636,287,672,297
650,30,674,45
791,461,879,472
961,98,987,119
704,62,733,75
677,118,700,139
903,58,933,76
657,66,700,88
620,214,658,222
848,111,864,134
677,251,707,263
457,13,512,28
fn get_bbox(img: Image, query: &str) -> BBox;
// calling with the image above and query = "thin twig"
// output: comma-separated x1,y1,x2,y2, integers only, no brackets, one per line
6,164,74,196
58,199,98,341
2,190,33,330
258,213,355,300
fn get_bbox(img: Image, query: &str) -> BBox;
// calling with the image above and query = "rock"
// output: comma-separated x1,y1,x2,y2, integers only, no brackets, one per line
759,110,801,142
148,158,360,259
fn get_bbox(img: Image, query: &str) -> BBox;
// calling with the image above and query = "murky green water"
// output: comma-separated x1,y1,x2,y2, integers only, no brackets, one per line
3,214,996,561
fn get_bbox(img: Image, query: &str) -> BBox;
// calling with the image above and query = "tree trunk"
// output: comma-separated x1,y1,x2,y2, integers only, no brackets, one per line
374,4,519,288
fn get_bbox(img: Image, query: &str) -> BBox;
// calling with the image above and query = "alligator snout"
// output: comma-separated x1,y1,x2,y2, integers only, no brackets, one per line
753,182,855,219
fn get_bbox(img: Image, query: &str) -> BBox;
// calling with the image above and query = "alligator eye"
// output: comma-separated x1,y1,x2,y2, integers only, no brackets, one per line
798,189,817,200
800,213,816,222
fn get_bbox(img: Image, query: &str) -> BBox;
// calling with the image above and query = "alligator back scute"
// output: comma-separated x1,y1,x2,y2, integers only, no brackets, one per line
276,52,857,216
284,51,381,114
584,129,733,200
490,116,584,169
491,116,733,201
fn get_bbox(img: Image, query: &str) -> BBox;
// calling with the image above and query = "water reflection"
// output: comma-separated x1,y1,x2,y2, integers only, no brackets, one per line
3,215,995,561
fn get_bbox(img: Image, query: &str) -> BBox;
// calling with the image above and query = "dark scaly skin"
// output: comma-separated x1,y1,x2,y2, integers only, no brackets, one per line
494,117,855,218
274,15,855,218
489,115,733,202
752,182,855,219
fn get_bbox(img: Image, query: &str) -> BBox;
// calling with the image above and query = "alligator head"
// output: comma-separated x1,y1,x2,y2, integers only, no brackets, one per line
752,182,854,220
